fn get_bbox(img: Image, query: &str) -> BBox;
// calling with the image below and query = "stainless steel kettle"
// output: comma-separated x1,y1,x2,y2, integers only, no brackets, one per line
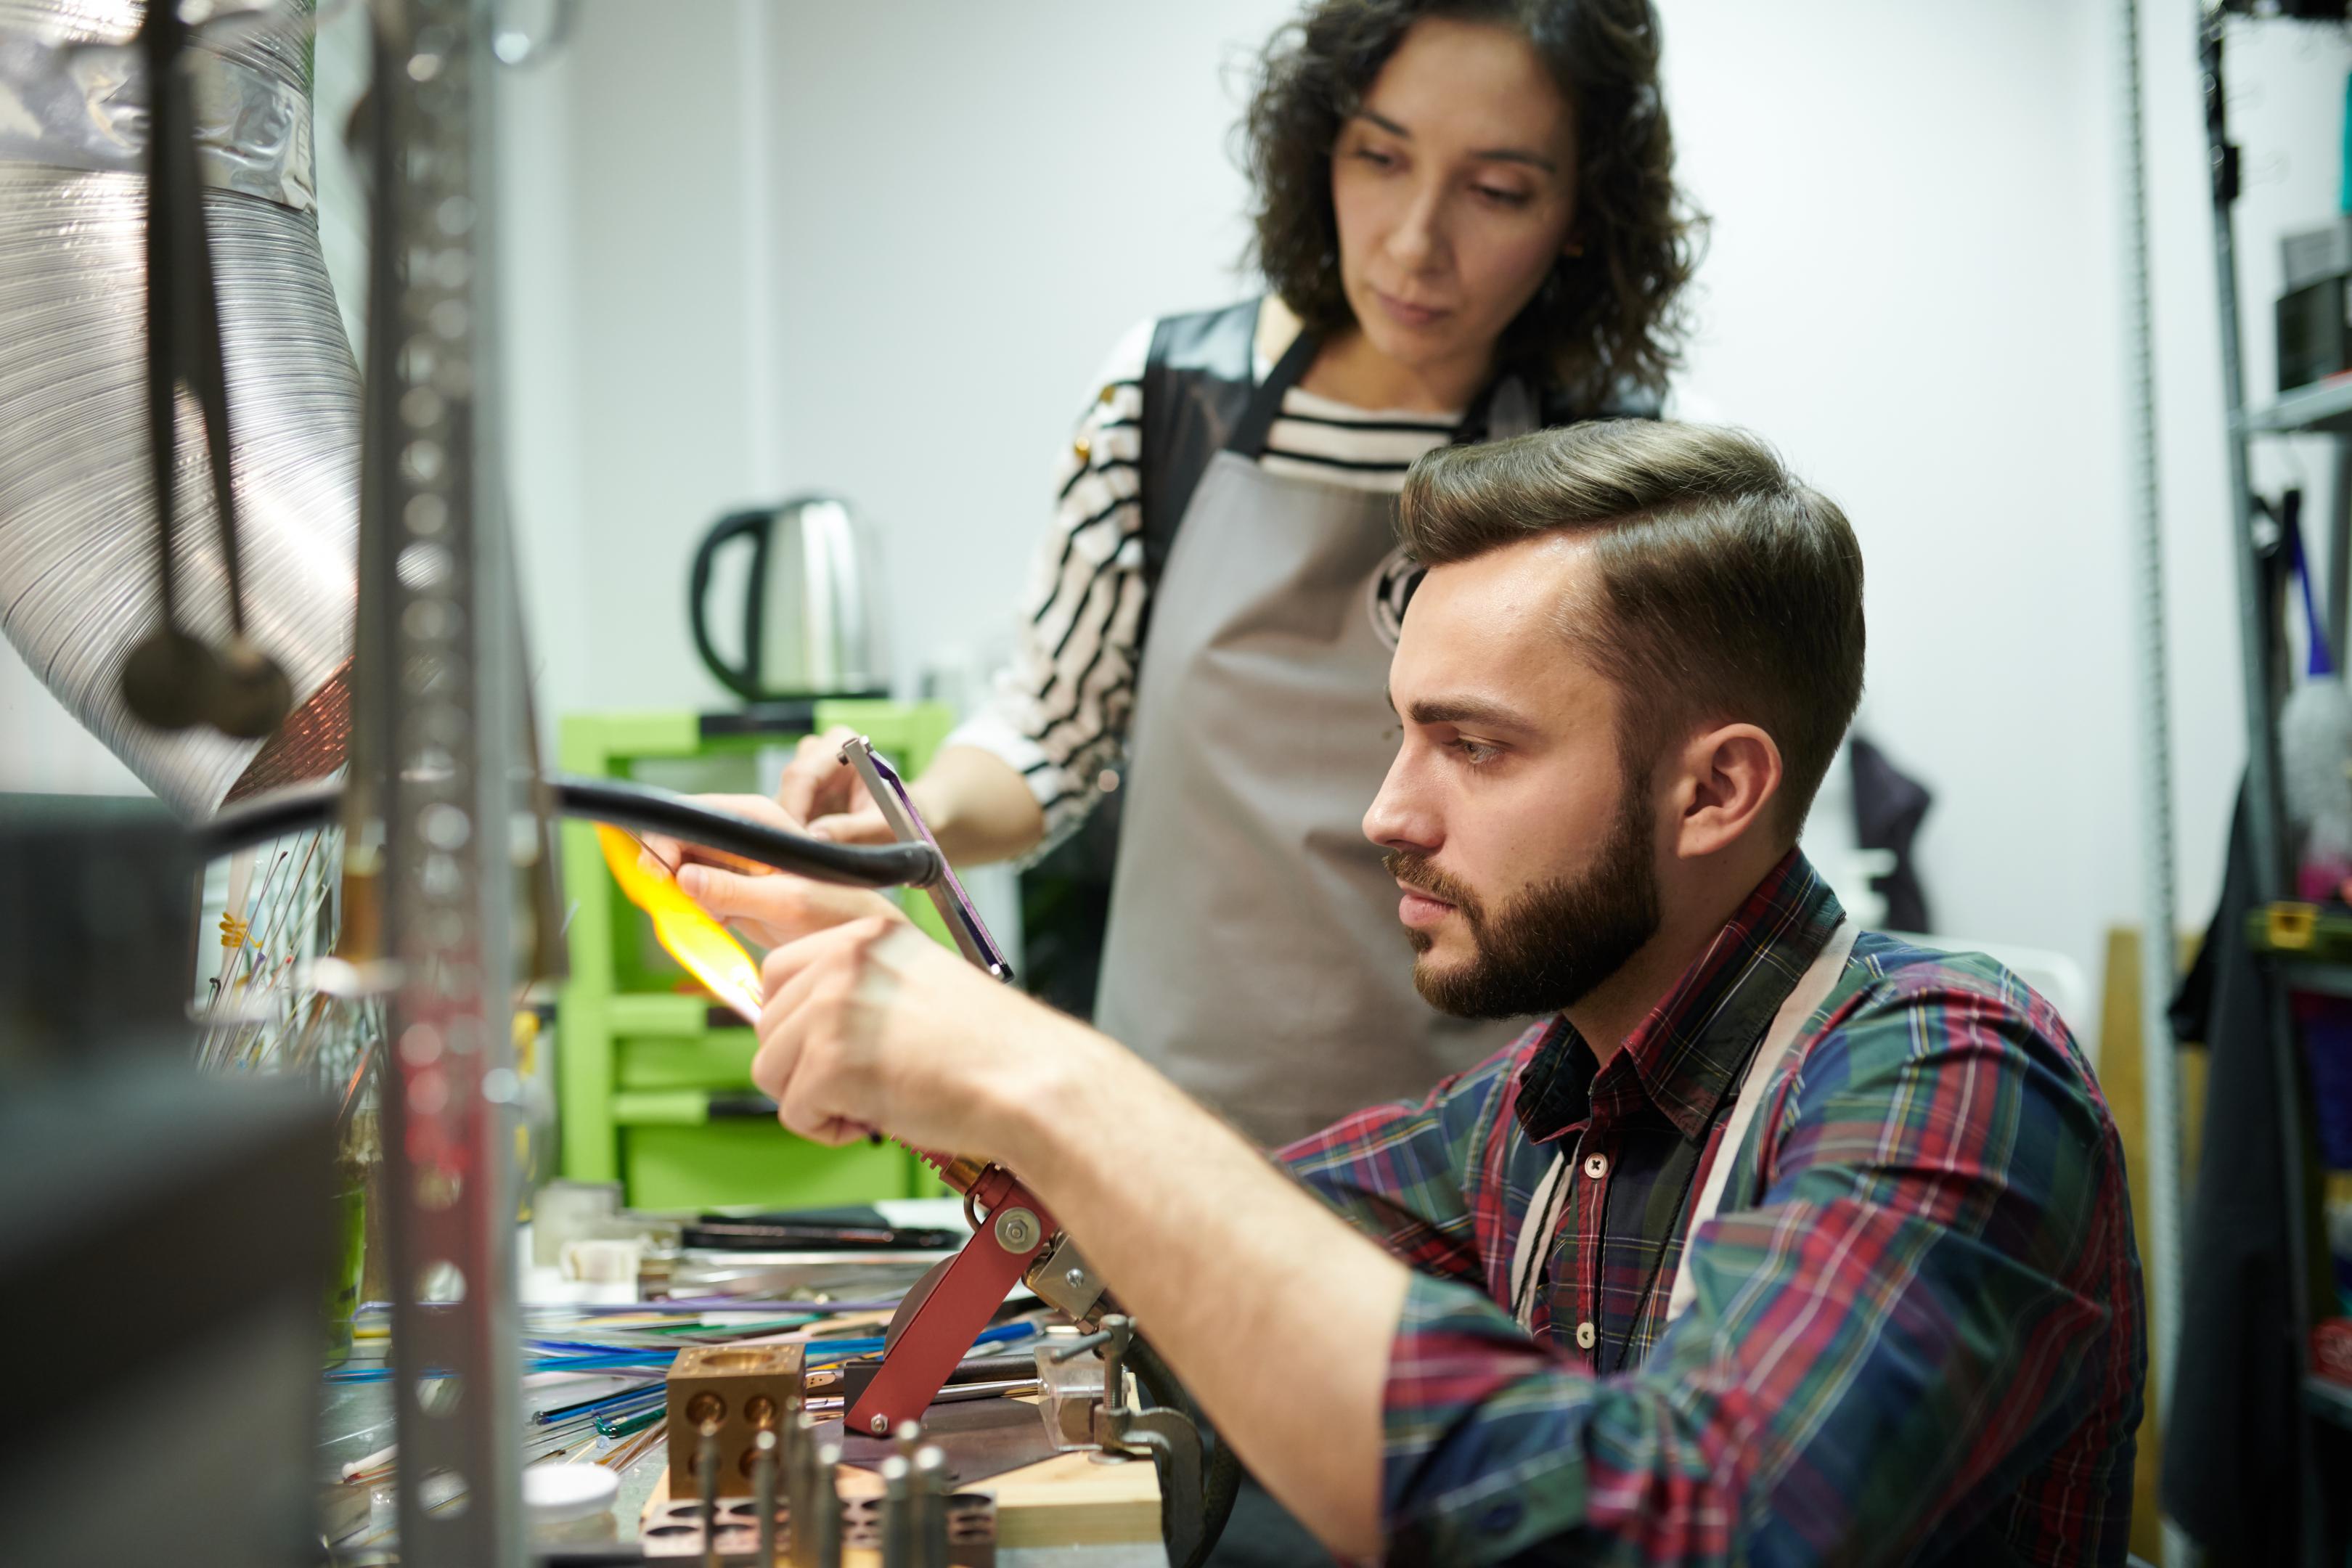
689,494,889,703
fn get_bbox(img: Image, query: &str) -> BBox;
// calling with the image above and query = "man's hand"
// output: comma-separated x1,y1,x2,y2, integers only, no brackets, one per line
753,917,1402,1558
752,916,1087,1154
642,791,905,950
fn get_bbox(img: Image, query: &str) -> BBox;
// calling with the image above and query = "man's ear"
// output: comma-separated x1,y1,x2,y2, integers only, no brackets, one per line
1668,723,1782,859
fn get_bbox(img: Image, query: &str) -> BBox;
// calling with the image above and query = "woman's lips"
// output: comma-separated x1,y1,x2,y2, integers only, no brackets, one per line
1373,288,1448,330
1397,886,1455,930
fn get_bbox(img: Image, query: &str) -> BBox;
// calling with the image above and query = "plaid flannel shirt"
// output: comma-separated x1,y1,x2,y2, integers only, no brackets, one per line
1281,851,2144,1566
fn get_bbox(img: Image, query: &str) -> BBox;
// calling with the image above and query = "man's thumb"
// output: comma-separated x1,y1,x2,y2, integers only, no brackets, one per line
677,864,734,910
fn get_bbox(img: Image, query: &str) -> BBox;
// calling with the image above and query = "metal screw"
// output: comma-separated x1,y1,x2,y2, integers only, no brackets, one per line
993,1207,1040,1251
1064,1266,1087,1289
869,1413,890,1434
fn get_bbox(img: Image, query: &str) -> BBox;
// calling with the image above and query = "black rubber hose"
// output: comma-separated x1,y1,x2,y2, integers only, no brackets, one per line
1128,1332,1241,1568
192,772,945,890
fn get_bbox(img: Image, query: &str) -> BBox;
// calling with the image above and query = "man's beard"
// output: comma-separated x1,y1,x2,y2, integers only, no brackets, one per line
1385,781,1662,1020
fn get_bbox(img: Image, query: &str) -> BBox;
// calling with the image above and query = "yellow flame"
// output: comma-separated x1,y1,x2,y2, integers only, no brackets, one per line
595,824,764,1024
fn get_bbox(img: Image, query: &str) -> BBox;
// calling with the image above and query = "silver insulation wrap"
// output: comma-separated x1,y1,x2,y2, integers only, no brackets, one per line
0,0,357,817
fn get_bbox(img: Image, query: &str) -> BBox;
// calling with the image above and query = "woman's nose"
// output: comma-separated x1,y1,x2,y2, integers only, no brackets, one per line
1385,183,1445,273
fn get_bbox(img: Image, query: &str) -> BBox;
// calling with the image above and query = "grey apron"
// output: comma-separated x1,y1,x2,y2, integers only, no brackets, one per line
1094,333,1536,1148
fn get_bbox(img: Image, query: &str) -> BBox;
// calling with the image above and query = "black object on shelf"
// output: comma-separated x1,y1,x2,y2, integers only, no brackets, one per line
682,1206,962,1252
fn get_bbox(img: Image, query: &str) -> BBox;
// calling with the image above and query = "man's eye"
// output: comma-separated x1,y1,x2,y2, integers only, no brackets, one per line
1450,738,1500,767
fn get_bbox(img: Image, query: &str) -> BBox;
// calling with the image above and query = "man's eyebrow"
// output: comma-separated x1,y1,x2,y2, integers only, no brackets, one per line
1402,694,1535,732
1351,109,1559,173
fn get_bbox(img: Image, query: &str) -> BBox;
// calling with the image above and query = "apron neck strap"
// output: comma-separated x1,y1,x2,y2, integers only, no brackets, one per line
1225,330,1321,459
1224,330,1546,461
1458,373,1540,444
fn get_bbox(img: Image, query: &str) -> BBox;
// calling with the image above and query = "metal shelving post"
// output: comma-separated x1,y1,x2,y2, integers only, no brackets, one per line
2112,10,2190,1566
346,0,536,1561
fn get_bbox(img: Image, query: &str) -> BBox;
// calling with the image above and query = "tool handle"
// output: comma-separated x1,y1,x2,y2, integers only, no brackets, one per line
195,773,947,891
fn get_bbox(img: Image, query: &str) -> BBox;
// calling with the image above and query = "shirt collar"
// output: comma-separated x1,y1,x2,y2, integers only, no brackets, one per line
1513,849,1846,1146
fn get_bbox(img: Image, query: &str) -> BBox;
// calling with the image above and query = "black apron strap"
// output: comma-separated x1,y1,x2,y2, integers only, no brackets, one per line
1222,329,1321,460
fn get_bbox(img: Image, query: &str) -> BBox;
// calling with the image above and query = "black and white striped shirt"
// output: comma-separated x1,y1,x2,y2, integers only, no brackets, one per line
944,312,1460,852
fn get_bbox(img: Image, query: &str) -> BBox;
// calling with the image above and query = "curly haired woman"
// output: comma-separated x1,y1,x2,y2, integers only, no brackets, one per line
701,0,1702,1151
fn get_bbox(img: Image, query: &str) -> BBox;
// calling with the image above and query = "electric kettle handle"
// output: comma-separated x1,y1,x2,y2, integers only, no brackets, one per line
690,507,772,703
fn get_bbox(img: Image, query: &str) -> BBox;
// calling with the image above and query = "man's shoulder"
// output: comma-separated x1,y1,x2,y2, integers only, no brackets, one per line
1825,931,2090,1089
1845,931,2069,1026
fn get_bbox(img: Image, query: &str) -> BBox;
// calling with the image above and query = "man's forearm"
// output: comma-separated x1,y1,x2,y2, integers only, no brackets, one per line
987,1027,1409,1558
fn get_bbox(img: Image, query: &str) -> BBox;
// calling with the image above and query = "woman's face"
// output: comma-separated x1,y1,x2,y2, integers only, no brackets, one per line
1329,17,1580,387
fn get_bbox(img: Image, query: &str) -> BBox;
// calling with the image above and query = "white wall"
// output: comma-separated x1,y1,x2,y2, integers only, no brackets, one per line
497,0,1296,723
1662,0,2146,996
7,1,2339,1038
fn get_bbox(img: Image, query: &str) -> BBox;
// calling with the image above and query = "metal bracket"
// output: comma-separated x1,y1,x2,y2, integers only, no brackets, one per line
1063,1317,1208,1567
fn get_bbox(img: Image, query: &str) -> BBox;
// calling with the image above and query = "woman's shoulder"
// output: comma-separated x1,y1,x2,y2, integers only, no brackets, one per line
1079,298,1269,407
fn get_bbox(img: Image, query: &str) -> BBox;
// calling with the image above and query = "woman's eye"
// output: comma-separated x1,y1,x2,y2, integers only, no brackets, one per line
1474,185,1531,208
1353,147,1399,170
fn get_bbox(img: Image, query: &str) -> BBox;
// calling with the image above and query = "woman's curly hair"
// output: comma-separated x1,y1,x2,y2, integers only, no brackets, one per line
1243,0,1702,403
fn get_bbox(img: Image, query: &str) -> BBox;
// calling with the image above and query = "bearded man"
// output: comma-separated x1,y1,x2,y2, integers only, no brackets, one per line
679,421,2145,1565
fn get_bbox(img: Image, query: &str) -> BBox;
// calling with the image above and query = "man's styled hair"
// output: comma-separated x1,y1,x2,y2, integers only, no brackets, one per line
1399,421,1865,836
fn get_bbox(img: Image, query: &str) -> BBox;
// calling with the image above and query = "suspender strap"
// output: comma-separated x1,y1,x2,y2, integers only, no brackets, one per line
1664,918,1860,1322
1503,918,1861,1338
1508,1147,1570,1332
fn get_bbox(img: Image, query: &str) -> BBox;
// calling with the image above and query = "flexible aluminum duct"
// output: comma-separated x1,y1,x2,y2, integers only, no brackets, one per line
0,0,356,817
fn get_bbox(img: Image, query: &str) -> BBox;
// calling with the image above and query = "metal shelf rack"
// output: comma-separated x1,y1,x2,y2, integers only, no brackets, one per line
2199,7,2351,1564
2240,373,2352,437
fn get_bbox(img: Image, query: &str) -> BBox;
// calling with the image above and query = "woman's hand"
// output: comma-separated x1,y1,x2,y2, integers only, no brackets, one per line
774,733,1048,867
640,792,906,950
775,726,896,845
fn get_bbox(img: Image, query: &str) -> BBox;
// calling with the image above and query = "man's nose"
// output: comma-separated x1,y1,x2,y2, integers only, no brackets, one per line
1364,748,1439,854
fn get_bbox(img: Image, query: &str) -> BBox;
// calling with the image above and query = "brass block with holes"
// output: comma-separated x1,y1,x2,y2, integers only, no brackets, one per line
663,1342,805,1496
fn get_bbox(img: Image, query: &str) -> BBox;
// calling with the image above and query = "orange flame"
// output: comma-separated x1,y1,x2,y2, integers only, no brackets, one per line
595,824,764,1024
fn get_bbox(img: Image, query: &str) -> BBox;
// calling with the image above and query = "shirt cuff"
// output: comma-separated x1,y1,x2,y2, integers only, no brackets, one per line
1381,1273,1590,1564
941,711,1058,806
939,710,1103,867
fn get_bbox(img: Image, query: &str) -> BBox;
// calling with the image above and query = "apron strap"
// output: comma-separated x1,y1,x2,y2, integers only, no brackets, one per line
1226,327,1550,462
1223,329,1321,460
1663,918,1861,1323
1508,1145,1572,1331
1502,919,1862,1343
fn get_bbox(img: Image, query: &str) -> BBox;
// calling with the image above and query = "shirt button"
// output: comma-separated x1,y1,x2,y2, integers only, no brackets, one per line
1583,1153,1609,1180
1575,1320,1596,1350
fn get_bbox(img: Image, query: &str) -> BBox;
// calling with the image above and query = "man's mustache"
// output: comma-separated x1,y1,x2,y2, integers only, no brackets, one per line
1382,849,1483,921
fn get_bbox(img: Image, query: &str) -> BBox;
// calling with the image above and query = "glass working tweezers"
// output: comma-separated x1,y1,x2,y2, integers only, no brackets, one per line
838,734,1014,983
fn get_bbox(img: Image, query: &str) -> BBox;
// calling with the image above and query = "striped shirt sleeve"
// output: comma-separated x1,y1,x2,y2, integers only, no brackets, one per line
944,319,1153,854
